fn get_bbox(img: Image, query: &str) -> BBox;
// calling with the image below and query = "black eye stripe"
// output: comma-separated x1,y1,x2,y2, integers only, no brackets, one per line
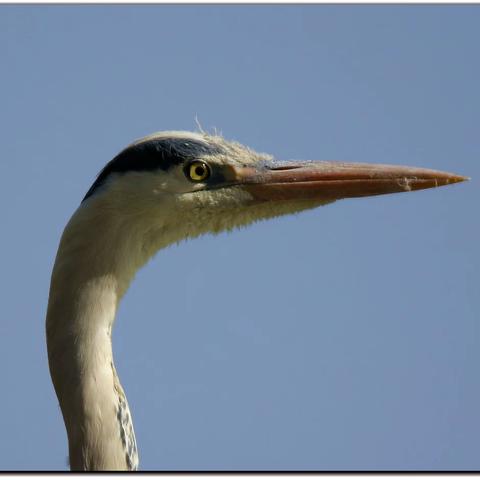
83,137,223,201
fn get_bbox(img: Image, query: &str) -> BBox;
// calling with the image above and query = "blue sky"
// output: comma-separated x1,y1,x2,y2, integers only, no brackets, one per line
0,5,478,471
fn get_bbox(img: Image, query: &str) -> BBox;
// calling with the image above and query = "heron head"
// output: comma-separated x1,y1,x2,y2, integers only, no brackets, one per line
81,130,467,246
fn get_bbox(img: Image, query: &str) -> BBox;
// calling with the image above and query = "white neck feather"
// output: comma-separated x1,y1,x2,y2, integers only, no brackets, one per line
46,196,159,470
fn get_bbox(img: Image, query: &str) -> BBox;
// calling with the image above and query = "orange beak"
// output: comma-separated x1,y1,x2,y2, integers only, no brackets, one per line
229,161,468,202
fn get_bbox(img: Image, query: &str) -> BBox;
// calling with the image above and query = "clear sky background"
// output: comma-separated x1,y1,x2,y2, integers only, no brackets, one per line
0,5,478,471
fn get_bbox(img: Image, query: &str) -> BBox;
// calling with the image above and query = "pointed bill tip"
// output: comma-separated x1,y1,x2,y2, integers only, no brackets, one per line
415,169,469,190
451,174,470,184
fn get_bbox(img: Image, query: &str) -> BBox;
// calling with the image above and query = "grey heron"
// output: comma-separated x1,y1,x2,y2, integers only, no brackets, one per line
46,131,467,470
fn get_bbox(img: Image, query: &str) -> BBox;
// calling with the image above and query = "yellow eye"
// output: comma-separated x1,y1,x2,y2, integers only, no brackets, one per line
187,161,210,182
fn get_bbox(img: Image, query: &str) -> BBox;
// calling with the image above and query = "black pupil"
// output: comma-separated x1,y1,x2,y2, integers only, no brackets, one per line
195,165,205,177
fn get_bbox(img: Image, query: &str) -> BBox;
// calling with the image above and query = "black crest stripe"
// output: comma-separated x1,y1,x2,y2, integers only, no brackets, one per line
82,137,222,202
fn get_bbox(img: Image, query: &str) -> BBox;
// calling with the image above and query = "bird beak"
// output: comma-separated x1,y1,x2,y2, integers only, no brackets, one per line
230,161,468,202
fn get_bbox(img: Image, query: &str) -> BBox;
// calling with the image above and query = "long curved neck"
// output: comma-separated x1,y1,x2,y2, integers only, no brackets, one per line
46,202,156,470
